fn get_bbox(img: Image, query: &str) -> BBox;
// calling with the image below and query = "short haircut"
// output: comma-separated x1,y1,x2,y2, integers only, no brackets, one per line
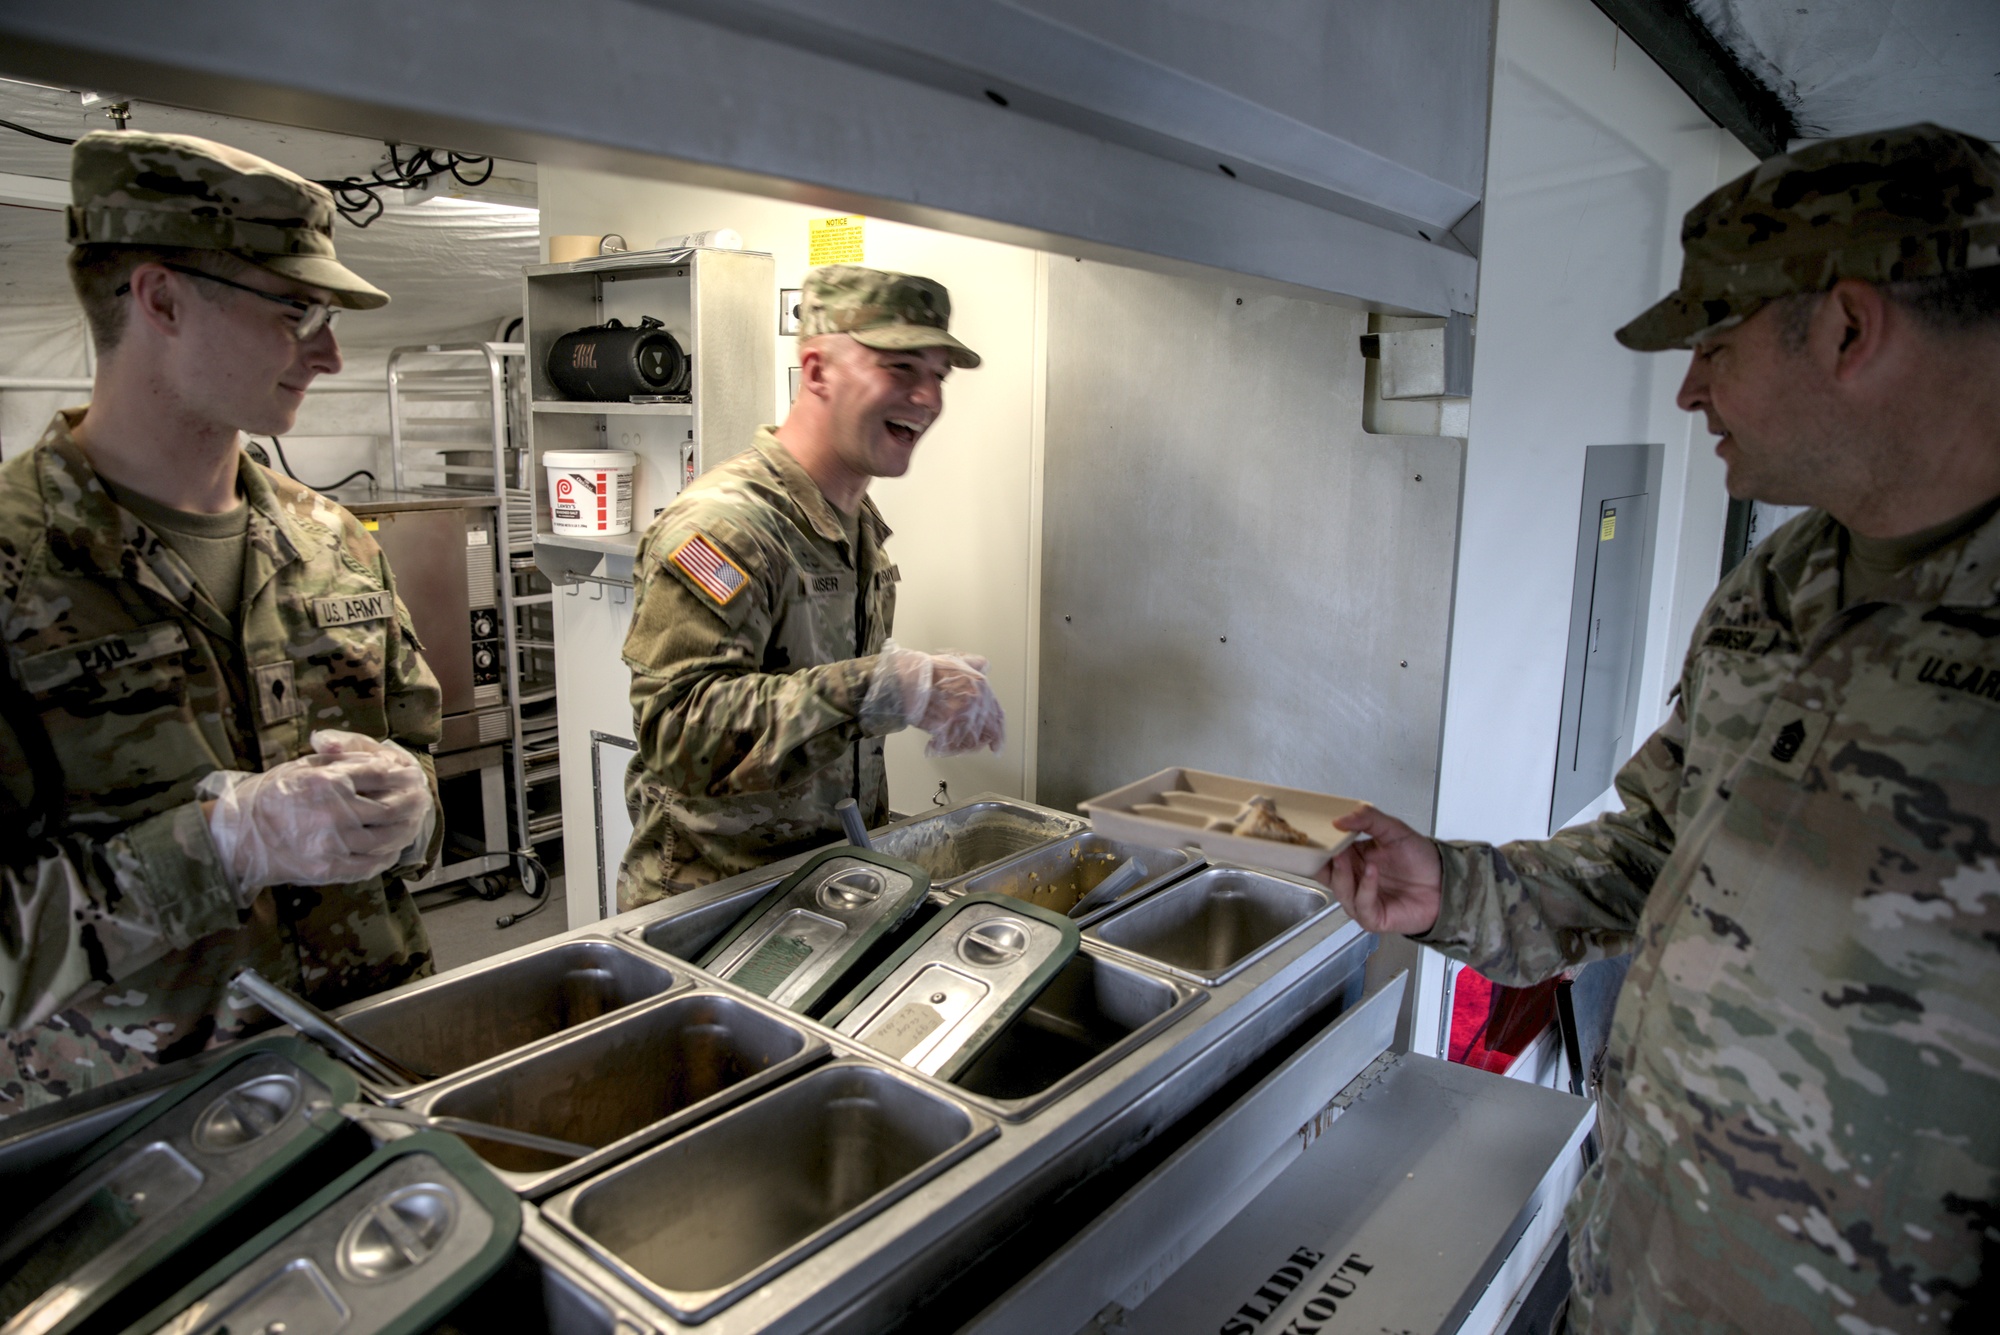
1775,266,2000,354
67,245,249,354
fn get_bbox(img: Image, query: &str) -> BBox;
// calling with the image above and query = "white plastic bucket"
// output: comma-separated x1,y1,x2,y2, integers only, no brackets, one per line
545,450,636,536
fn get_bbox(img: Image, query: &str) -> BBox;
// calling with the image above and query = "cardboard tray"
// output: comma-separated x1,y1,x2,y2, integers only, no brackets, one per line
1079,767,1364,877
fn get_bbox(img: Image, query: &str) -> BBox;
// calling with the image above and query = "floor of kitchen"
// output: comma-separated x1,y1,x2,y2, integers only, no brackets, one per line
416,869,571,972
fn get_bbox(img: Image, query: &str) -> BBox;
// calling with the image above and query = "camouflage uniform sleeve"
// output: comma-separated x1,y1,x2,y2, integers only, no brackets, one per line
624,528,901,798
1417,689,1686,987
0,683,242,1035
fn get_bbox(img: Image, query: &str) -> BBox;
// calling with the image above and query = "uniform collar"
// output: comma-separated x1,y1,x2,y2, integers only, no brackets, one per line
749,427,891,551
1930,496,2000,608
36,408,305,622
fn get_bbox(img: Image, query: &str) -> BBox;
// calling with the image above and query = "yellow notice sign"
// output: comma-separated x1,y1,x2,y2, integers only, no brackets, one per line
808,215,865,266
1600,511,1617,542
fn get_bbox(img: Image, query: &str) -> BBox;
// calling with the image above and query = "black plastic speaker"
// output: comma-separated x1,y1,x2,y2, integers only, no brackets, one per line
547,316,689,400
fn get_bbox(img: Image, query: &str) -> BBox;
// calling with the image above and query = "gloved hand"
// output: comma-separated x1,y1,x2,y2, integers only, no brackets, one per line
200,730,434,897
865,641,1006,757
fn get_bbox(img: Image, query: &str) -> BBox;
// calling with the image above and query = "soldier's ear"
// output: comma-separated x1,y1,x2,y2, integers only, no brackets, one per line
1823,279,1893,381
126,262,191,341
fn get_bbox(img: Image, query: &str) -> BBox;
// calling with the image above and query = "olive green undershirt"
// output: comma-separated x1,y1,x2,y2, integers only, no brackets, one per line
101,473,251,617
839,506,862,557
1840,493,2000,608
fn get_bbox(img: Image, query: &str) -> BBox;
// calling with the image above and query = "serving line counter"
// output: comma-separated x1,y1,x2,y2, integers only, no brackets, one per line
0,796,1591,1335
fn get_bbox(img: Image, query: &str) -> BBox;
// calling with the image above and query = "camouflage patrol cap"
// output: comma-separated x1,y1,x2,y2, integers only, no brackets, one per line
798,264,980,368
1618,123,1999,351
67,129,388,310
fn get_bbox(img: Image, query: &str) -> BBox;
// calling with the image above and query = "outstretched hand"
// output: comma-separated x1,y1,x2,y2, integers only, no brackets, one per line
1317,805,1444,936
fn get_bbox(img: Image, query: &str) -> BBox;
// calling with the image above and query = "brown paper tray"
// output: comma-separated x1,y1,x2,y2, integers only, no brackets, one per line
1079,767,1364,877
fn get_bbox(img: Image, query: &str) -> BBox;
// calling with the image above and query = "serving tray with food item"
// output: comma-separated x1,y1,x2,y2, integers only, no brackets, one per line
1079,767,1366,876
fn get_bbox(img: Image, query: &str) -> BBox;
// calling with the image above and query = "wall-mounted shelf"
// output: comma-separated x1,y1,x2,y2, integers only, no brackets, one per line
532,399,693,417
534,529,640,589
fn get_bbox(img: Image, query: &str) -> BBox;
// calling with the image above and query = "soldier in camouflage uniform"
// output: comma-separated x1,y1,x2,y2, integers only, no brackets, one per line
0,132,443,1117
1328,124,2000,1331
619,266,1004,906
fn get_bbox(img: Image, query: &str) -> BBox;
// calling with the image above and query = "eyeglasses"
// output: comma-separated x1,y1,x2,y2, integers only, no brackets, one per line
116,262,340,341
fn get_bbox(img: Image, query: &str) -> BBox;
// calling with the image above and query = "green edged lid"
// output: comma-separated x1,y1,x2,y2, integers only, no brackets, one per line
119,1132,522,1335
697,846,932,1018
822,892,1080,1082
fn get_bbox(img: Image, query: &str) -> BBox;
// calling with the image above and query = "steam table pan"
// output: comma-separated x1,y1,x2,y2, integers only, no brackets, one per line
1085,863,1339,986
957,832,1199,925
542,1059,995,1324
331,937,683,1103
397,990,826,1197
869,798,1087,890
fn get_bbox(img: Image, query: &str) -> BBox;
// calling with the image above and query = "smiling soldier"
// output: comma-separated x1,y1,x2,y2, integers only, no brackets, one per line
0,131,443,1116
619,265,1005,905
1325,125,2000,1331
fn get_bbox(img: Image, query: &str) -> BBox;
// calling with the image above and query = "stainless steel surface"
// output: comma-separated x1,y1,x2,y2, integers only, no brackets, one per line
869,799,1086,890
625,876,785,961
0,1051,336,1335
1037,260,1464,832
833,897,1078,1079
421,817,1378,1334
339,1104,595,1162
701,854,926,1010
544,1060,995,1324
358,504,477,718
1086,866,1336,986
1067,856,1147,918
1105,1056,1595,1335
959,833,1196,925
963,974,1406,1335
146,1151,498,1335
231,969,430,1089
947,947,1203,1120
0,6,1485,323
409,991,824,1197
333,939,680,1103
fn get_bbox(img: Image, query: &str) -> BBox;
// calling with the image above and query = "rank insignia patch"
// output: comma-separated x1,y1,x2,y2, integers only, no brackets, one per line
670,533,748,606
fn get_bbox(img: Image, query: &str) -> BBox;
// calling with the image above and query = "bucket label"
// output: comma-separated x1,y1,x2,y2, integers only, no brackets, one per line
549,468,634,534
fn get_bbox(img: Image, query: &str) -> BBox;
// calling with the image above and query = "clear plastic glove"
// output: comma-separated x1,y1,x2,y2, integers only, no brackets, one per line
200,730,433,897
863,641,1005,757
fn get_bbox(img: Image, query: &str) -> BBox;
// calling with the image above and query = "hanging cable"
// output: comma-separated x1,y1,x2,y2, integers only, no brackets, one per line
268,436,376,493
314,141,496,228
0,116,77,146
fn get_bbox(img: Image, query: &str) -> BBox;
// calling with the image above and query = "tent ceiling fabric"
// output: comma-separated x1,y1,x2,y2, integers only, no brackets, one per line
0,78,536,358
1688,0,2000,142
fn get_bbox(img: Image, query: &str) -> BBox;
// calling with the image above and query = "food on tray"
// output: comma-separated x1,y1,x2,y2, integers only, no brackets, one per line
1229,795,1315,845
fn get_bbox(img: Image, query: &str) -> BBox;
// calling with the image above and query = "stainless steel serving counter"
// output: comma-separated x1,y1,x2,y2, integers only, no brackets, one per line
0,795,1590,1335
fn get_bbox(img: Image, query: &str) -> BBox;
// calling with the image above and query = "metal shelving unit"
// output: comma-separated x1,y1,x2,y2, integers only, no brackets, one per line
387,341,563,865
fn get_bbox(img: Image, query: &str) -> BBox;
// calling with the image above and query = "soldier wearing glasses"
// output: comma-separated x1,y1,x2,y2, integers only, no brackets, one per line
0,132,445,1117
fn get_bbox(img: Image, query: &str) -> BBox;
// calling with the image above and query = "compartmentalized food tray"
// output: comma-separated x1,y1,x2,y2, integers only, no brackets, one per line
1079,767,1365,877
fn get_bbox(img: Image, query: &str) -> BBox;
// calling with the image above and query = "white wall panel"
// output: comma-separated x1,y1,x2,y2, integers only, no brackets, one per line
1434,0,1757,845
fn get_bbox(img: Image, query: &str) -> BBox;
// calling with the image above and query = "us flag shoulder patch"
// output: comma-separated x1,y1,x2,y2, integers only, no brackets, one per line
669,532,748,606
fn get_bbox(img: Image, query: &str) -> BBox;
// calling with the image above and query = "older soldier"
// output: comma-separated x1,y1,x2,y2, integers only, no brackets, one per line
0,132,443,1117
1329,124,2000,1331
619,266,1004,906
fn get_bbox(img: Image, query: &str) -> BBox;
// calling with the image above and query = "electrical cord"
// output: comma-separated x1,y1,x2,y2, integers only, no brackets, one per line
267,436,376,493
0,116,76,146
495,851,552,929
0,116,496,230
313,142,496,228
